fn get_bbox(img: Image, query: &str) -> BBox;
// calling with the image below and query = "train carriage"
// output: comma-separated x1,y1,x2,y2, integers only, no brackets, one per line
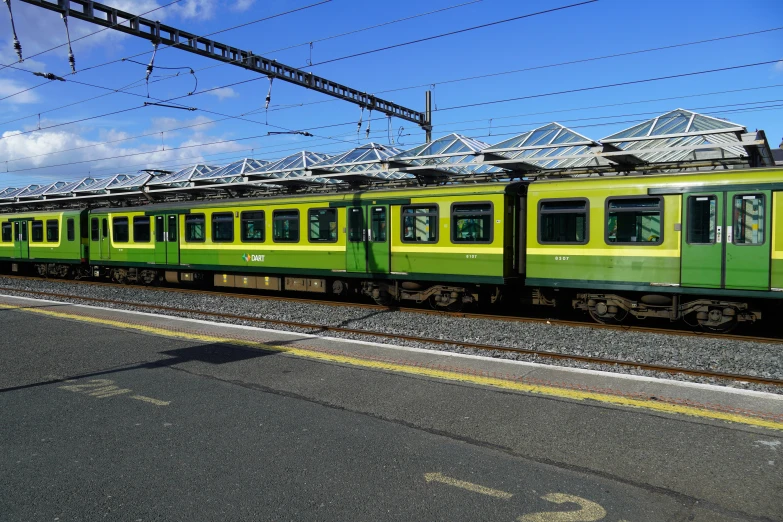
525,167,783,330
87,183,524,307
0,209,88,277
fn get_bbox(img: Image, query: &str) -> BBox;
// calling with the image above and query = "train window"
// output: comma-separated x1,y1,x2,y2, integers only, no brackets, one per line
452,203,492,243
539,199,588,244
102,218,108,239
156,216,164,242
732,194,764,245
370,207,387,243
168,215,177,242
91,218,100,241
308,208,337,242
67,219,75,242
241,211,265,243
273,210,299,243
686,196,716,244
185,214,205,242
347,208,363,242
46,219,59,242
605,197,663,245
1,222,11,242
401,205,438,243
133,216,151,243
212,213,234,243
31,221,43,242
113,217,129,243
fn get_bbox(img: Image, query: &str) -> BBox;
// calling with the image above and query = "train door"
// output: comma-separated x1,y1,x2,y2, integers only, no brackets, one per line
154,214,180,265
724,190,770,290
367,205,390,273
681,193,722,288
13,220,29,259
681,190,771,290
99,217,110,260
346,207,367,272
154,216,166,264
346,205,391,274
166,214,180,265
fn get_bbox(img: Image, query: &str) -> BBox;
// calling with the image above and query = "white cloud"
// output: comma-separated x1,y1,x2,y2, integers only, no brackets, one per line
775,60,783,72
171,0,217,20
0,120,244,185
0,78,40,104
232,0,256,12
206,87,239,101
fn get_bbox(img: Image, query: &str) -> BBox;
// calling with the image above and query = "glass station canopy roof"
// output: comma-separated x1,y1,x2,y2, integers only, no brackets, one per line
309,143,414,182
483,123,606,170
0,109,770,206
148,164,218,186
191,158,267,183
600,109,748,164
389,133,505,177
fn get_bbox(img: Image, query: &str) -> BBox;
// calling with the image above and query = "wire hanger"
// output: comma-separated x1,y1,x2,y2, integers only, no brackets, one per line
3,0,23,62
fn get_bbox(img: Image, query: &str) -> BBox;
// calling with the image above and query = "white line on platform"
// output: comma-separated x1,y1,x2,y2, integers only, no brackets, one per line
1,292,781,401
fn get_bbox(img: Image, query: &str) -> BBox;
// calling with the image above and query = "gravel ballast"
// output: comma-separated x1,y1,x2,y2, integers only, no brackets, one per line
1,276,781,395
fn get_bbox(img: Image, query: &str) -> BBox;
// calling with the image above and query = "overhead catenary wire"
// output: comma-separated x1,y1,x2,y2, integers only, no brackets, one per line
434,59,783,112
0,0,331,103
307,0,599,67
0,0,480,126
3,83,782,165
1,9,777,135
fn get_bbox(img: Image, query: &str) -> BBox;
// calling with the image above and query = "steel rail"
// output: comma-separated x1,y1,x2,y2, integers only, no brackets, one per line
1,282,781,388
0,274,781,344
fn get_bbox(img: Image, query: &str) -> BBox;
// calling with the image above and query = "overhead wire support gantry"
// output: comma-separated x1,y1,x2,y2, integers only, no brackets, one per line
18,0,433,138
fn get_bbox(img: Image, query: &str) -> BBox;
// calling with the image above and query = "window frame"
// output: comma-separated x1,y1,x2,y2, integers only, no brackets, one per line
31,220,44,243
731,193,766,247
685,195,717,245
369,206,387,243
1,222,11,242
307,208,338,243
240,210,265,243
112,216,129,243
91,218,100,242
537,198,590,245
272,209,300,243
46,219,59,242
184,214,206,243
211,212,235,243
133,216,151,243
604,196,664,246
449,201,494,244
67,218,75,242
400,204,439,244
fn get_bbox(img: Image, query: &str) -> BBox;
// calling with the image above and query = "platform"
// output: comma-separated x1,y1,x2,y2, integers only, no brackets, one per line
0,293,781,521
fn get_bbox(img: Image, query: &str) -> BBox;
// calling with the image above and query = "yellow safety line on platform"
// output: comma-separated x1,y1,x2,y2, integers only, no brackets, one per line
3,302,782,432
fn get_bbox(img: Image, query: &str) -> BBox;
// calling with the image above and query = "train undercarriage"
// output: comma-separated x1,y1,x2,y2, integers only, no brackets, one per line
15,262,765,331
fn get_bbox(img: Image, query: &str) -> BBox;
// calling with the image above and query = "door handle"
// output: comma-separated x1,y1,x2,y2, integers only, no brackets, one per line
716,226,722,243
726,225,733,244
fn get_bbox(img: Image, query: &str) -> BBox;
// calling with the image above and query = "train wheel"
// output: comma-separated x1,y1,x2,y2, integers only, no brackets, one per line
587,301,629,325
695,308,738,333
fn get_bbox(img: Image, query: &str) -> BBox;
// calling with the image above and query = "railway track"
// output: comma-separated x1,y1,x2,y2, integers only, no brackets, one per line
1,274,781,344
1,276,781,388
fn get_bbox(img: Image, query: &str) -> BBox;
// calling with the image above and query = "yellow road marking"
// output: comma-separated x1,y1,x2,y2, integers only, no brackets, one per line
3,302,782,431
424,472,513,499
129,395,170,406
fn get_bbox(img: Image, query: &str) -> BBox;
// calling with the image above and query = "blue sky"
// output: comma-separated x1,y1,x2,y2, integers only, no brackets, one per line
0,0,781,188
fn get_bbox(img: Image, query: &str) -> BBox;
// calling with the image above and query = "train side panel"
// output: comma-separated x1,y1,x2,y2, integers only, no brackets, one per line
772,191,783,291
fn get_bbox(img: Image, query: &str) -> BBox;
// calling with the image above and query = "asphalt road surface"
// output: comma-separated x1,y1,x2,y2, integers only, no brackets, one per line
1,307,781,521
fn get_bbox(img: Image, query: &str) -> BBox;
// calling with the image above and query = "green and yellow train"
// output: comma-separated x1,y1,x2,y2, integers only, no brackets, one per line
1,167,781,330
